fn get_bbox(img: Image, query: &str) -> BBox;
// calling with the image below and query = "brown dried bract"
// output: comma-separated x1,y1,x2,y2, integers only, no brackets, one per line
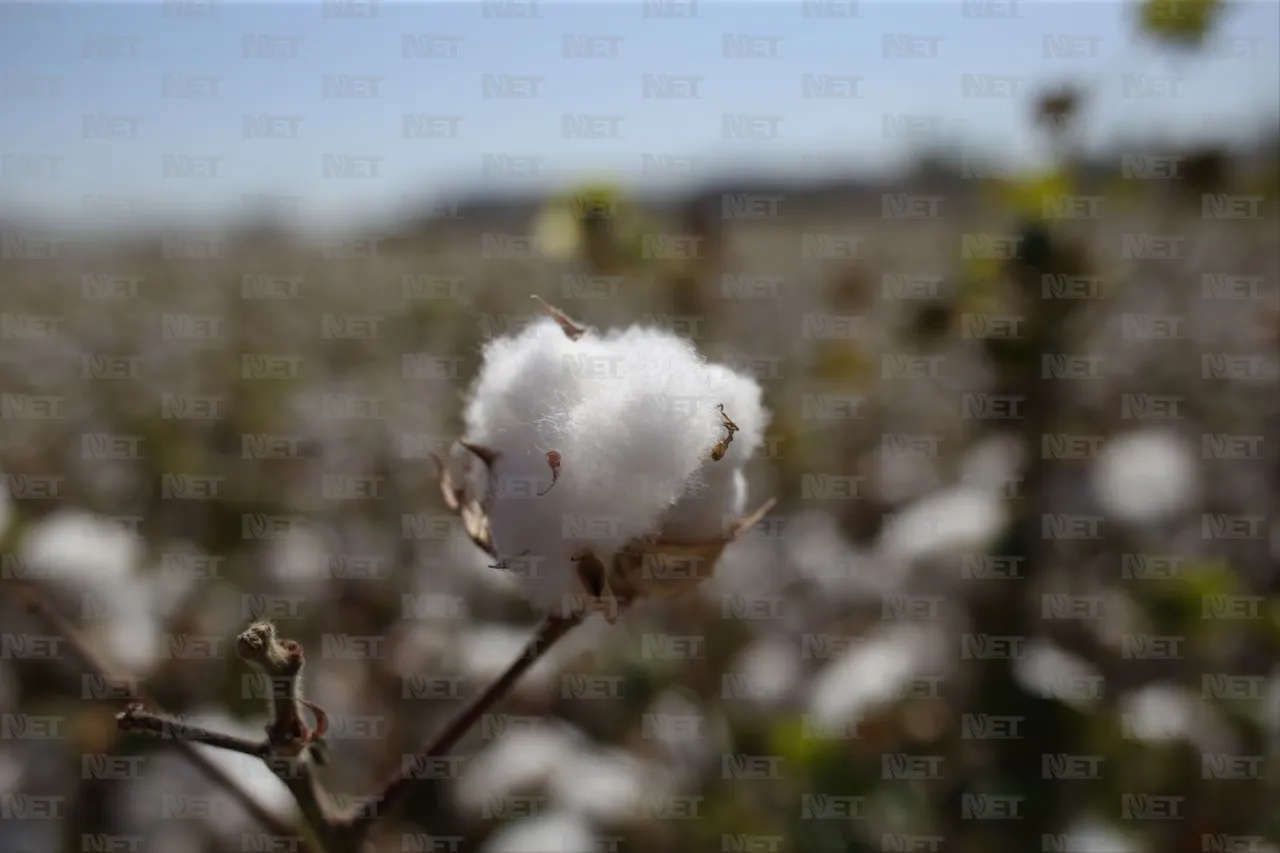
431,444,498,559
708,403,740,462
538,450,562,496
531,294,588,341
582,496,778,621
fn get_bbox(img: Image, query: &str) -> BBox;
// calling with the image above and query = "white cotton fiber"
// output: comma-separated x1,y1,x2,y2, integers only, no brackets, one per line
461,316,769,612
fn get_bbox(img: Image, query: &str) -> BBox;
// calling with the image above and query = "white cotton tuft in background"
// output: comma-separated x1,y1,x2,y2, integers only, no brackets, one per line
478,811,597,853
1091,429,1198,524
877,485,1007,566
462,317,770,612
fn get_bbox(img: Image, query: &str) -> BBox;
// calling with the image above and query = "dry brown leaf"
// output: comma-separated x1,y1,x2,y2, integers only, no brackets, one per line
431,444,498,559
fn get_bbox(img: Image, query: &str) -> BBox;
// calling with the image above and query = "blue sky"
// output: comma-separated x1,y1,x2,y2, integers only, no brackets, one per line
2,0,1277,232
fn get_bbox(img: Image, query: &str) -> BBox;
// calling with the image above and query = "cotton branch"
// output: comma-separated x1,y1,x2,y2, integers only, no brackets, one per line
116,703,269,757
334,613,582,846
234,620,337,844
21,582,584,853
17,587,315,853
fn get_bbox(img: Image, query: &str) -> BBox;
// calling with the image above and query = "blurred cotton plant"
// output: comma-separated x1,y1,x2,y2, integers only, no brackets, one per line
439,295,775,622
531,181,656,275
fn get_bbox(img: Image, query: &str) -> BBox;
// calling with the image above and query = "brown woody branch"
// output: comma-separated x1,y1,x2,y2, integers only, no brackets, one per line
18,587,316,852
335,613,582,846
21,584,581,853
116,702,269,757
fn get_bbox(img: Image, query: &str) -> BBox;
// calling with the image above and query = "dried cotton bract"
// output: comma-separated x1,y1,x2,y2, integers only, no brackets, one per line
438,298,773,621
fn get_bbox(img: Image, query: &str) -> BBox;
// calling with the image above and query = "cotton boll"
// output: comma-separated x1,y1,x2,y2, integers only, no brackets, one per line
698,361,768,460
462,320,591,608
807,624,944,730
643,687,724,773
548,326,726,547
1057,817,1137,853
1117,683,1199,743
1092,430,1197,524
456,724,587,816
457,624,562,696
20,509,140,586
1014,640,1103,711
657,461,745,541
20,511,157,668
461,316,770,613
785,510,904,595
546,748,654,823
660,362,767,542
479,812,597,853
549,326,767,547
958,433,1024,497
464,320,587,446
723,635,802,711
103,584,163,671
477,443,584,612
877,486,1006,565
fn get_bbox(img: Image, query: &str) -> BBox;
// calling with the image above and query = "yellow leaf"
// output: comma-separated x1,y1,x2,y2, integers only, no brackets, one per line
530,204,581,261
989,169,1076,220
1139,0,1222,47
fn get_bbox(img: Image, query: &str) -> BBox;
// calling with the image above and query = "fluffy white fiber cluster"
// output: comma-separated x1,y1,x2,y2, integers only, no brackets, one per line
460,314,769,612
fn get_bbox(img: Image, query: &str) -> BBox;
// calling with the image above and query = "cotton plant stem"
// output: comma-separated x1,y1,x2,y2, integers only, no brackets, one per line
18,587,315,852
124,705,342,853
339,613,582,843
266,755,342,853
116,703,269,757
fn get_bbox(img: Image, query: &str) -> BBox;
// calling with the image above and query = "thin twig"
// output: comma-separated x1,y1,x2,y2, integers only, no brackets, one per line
531,294,588,340
18,587,315,852
338,613,582,843
117,702,269,757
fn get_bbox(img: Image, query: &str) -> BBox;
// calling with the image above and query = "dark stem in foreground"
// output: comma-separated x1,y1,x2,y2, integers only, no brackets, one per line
337,613,582,844
117,702,270,757
21,582,583,853
17,587,314,852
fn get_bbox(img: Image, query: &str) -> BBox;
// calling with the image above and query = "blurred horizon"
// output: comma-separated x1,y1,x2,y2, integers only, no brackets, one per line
2,0,1278,235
